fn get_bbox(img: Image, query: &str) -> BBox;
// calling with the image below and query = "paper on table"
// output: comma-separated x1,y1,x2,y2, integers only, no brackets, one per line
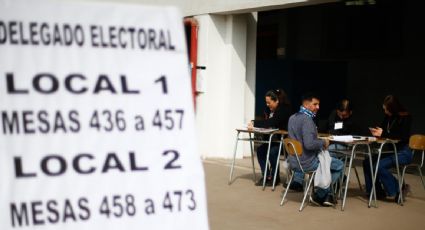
331,135,354,142
252,127,279,133
238,126,278,133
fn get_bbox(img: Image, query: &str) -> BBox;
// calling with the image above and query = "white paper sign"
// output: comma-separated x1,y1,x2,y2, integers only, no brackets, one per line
0,0,208,229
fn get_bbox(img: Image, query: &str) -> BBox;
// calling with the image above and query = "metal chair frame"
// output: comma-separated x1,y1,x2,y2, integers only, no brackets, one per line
280,138,317,211
399,134,425,203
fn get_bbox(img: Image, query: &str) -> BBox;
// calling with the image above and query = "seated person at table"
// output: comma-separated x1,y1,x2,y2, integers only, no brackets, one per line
287,98,353,191
327,98,355,153
363,95,412,201
248,89,291,186
328,98,354,136
287,92,343,206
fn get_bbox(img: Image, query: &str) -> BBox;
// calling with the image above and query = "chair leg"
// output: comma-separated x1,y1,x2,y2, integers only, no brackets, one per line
353,166,363,191
299,173,315,212
272,142,283,191
418,166,425,190
280,172,294,206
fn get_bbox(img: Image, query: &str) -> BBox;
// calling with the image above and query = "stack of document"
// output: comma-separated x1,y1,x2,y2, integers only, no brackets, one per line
239,125,278,133
331,135,354,142
331,135,370,142
252,127,279,133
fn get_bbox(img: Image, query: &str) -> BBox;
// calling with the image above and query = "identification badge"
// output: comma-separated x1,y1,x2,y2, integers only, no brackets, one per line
334,122,343,130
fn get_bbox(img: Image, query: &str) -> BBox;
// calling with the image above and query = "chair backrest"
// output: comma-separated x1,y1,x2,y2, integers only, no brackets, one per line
284,138,303,156
409,134,425,151
284,138,313,174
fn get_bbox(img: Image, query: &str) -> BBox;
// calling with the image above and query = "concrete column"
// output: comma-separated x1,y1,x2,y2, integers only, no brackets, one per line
195,13,254,159
244,12,257,157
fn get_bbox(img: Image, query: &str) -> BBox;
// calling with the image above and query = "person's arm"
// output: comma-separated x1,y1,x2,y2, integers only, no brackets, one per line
370,116,387,137
385,115,411,143
254,106,289,129
253,117,276,129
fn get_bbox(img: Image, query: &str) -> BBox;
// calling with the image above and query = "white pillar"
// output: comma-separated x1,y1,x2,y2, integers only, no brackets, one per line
195,13,255,159
244,12,257,157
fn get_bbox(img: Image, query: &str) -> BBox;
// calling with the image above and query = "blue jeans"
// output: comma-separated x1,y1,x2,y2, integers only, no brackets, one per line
293,155,344,200
257,143,280,178
328,143,349,152
363,145,412,197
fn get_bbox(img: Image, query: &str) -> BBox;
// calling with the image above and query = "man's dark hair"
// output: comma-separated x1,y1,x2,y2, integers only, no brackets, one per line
336,98,353,112
301,92,320,103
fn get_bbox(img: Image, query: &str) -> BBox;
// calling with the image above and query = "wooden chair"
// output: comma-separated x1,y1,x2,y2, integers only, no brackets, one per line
280,138,317,211
400,134,425,190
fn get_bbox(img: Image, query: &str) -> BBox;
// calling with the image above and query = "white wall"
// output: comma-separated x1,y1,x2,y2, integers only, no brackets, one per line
75,0,336,16
195,14,252,158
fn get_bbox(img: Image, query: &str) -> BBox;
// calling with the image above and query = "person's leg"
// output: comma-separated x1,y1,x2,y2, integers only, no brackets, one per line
397,146,413,165
268,144,281,183
319,157,344,206
314,187,330,204
397,146,413,199
292,171,304,185
362,157,373,194
309,156,343,206
330,156,344,184
363,156,384,195
363,155,386,198
301,158,329,204
379,146,413,197
256,144,268,177
286,157,307,190
377,156,398,197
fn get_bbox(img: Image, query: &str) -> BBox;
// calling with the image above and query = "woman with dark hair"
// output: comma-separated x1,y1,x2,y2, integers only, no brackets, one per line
248,89,291,186
363,95,412,201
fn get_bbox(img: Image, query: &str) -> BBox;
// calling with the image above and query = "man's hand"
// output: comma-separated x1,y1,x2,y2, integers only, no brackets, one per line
369,127,383,137
324,139,330,149
247,121,254,130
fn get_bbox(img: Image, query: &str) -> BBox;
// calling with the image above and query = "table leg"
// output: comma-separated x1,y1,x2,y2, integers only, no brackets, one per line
366,144,377,208
249,133,256,182
262,134,274,190
228,131,241,185
339,153,349,199
272,135,284,191
369,148,382,208
342,147,355,211
391,143,403,205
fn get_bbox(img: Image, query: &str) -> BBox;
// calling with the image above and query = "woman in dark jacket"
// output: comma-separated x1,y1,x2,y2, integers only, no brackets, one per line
363,95,412,201
248,89,291,186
